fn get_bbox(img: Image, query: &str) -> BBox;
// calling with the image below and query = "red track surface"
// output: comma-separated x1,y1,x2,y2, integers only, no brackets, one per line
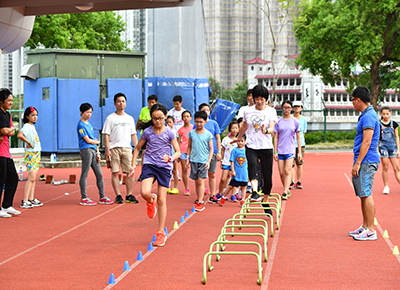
1,152,400,289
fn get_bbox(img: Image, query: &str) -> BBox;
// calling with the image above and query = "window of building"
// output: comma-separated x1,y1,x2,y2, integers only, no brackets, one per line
324,93,329,102
330,94,334,102
392,95,396,102
296,78,302,86
277,79,282,86
283,79,288,86
343,94,347,102
290,79,295,86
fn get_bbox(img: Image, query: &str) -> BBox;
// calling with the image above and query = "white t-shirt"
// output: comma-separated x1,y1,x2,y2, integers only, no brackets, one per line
243,105,278,149
237,104,254,119
167,107,186,131
102,112,137,149
221,136,237,166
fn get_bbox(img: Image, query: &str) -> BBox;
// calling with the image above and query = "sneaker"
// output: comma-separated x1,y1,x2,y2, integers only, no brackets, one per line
240,200,245,207
282,193,288,200
204,189,211,195
126,195,139,203
234,193,242,201
262,203,273,215
115,195,123,204
194,198,199,204
246,184,252,193
296,181,303,189
2,206,21,215
289,182,296,189
219,196,227,206
287,190,291,197
20,200,33,209
209,195,219,204
353,228,377,241
383,186,390,194
168,188,179,195
153,230,167,247
99,197,114,205
80,198,97,206
230,195,238,202
184,189,190,196
348,225,365,237
29,198,43,207
0,209,11,218
147,194,157,218
39,174,45,181
195,202,205,212
250,191,262,202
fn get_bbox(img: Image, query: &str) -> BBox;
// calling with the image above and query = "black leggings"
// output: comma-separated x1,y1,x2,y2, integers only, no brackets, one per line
0,157,18,208
246,147,273,195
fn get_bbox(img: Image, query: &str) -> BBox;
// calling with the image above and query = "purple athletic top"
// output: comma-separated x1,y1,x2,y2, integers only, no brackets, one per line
273,117,300,155
142,126,176,170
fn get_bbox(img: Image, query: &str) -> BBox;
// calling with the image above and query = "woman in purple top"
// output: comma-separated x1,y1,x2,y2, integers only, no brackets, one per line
130,103,181,247
273,100,302,200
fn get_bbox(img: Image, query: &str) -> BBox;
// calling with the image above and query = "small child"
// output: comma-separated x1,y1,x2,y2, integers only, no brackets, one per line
165,115,180,194
187,111,213,212
17,106,43,208
77,103,113,205
177,110,194,196
219,135,248,206
210,120,239,203
379,106,400,194
129,103,180,247
273,100,302,200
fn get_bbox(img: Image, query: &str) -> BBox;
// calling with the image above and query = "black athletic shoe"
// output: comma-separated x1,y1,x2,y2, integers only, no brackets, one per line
261,203,273,216
250,191,262,202
126,195,139,203
115,195,124,204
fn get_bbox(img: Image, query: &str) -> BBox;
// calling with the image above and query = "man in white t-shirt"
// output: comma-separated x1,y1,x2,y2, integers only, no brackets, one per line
237,89,254,119
103,93,138,204
167,95,186,131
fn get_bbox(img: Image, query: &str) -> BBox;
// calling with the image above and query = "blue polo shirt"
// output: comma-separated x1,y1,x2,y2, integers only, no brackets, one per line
353,105,380,164
77,120,97,150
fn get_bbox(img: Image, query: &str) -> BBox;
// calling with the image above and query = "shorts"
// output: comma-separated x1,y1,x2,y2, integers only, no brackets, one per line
189,162,208,180
293,146,305,166
24,151,41,172
352,162,379,198
208,154,217,173
379,142,397,158
180,153,188,160
278,153,295,160
229,178,247,188
110,147,132,173
141,163,172,188
222,164,231,170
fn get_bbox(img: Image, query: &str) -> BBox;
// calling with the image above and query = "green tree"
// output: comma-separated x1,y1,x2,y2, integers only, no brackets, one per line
208,77,225,102
224,79,249,106
294,0,400,108
26,12,130,51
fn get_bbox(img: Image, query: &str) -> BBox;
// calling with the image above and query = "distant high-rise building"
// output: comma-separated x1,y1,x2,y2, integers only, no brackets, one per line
1,48,25,95
115,9,146,53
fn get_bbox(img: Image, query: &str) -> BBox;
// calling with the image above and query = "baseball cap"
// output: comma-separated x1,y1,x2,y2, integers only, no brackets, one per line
293,101,303,107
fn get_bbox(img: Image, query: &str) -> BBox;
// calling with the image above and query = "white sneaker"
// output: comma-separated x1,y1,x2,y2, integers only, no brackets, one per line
2,206,21,215
29,198,43,207
20,200,34,209
383,186,390,194
0,209,12,218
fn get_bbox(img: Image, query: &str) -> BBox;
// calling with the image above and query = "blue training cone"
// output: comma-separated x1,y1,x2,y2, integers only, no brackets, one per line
108,273,116,284
180,216,185,223
136,251,143,261
123,261,130,271
191,206,196,213
164,227,169,235
152,234,156,243
184,210,190,218
148,242,154,251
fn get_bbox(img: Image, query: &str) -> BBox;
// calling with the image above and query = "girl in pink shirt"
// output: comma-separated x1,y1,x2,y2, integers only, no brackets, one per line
177,110,193,195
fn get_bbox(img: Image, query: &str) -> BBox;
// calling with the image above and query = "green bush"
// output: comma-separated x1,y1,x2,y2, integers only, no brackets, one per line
305,129,356,145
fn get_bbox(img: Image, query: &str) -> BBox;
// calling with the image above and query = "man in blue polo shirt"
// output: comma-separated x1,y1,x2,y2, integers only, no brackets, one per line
348,86,380,241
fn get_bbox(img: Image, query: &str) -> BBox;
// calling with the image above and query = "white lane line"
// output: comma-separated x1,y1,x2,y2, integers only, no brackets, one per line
344,172,400,264
261,201,286,290
103,210,197,290
0,204,124,266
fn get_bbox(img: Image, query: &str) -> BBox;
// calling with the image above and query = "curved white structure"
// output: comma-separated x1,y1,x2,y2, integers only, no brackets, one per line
0,7,35,53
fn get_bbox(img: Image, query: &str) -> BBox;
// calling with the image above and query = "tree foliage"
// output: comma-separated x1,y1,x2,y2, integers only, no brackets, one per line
294,0,400,108
26,12,130,51
208,78,248,106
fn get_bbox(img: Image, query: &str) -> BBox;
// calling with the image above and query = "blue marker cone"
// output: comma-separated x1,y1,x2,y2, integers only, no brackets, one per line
148,242,154,251
152,234,156,243
164,227,169,235
123,261,130,271
185,210,190,218
191,206,196,213
108,273,116,284
180,216,185,223
136,251,143,261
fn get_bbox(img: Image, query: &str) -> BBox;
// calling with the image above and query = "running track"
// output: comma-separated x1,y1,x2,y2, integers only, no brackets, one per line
1,151,399,289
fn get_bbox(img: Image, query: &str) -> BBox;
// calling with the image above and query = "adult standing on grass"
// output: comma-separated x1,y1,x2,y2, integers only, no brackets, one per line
348,86,380,241
103,93,138,204
234,84,277,215
0,88,21,218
